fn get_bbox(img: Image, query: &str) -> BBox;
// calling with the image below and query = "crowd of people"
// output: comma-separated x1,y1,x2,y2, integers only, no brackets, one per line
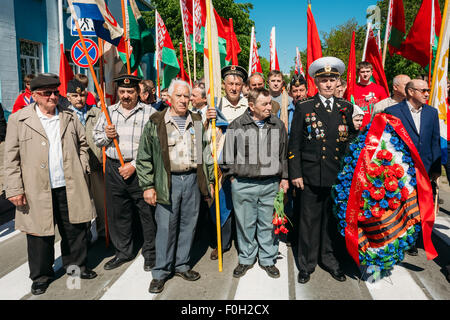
0,55,449,297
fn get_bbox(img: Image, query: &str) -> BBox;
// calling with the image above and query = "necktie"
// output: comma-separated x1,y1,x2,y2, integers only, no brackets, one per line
325,99,332,112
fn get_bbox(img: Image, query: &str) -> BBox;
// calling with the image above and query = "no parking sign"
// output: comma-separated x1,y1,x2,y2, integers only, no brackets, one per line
71,39,99,68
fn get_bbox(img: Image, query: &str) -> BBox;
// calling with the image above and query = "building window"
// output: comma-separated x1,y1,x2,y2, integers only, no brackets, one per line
19,40,42,88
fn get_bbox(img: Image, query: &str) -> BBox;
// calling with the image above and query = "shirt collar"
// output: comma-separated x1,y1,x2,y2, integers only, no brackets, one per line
35,105,59,120
164,109,193,126
193,104,208,114
222,96,248,109
318,94,334,106
406,100,422,113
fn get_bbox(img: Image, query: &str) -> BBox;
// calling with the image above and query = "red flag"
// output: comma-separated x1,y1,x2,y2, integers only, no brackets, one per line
223,18,240,65
365,27,390,97
58,44,74,97
306,5,322,96
346,31,356,101
270,27,280,71
393,0,441,68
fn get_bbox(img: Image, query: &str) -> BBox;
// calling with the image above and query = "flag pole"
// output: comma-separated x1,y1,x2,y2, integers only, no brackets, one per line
155,10,161,98
179,42,186,81
362,22,371,61
430,0,448,99
193,0,197,82
69,5,125,167
382,0,393,68
205,0,222,273
428,0,436,88
248,26,254,74
121,0,131,75
179,0,192,85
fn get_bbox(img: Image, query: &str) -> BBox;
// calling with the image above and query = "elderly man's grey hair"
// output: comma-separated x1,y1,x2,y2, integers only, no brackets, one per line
168,79,192,96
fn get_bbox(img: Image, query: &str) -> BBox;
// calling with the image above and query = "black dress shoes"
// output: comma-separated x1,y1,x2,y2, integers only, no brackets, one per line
329,269,346,282
297,271,310,284
261,265,280,278
149,279,166,294
144,259,155,272
67,267,98,279
233,264,253,278
407,246,418,256
103,256,132,270
175,269,201,281
31,281,50,295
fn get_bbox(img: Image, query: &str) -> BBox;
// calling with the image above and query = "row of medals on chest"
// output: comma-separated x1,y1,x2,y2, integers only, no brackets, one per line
305,107,349,141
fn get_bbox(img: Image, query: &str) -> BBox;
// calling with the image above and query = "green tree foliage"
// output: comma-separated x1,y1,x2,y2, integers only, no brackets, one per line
141,0,253,81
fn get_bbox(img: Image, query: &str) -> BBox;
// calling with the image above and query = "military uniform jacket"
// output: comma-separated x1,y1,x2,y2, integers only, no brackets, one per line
288,94,356,187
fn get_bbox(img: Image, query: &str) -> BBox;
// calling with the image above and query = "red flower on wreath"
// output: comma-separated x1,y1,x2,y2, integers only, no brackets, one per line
385,176,399,192
368,163,383,177
370,186,385,200
388,198,402,210
377,149,393,161
401,187,410,201
358,211,366,222
392,164,405,178
371,203,385,218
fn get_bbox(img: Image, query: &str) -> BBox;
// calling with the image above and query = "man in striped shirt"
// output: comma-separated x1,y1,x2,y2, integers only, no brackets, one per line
93,74,157,272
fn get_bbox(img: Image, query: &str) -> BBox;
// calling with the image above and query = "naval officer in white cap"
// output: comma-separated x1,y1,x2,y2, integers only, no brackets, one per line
288,57,356,284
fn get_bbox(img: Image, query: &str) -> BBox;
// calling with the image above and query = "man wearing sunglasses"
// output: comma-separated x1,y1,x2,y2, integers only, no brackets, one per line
3,73,97,295
385,79,441,255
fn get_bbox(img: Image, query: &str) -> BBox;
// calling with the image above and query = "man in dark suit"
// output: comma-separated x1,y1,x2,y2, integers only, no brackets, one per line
385,79,441,256
289,57,356,284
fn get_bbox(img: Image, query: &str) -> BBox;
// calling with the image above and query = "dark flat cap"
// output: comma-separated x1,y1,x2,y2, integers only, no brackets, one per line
67,79,86,94
221,65,248,83
30,73,61,91
114,74,142,88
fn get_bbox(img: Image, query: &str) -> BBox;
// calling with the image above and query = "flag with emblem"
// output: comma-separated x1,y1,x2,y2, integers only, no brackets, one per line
295,47,305,78
248,26,262,74
156,10,180,89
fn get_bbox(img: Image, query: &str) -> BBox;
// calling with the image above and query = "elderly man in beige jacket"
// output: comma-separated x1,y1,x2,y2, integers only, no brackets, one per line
4,74,97,296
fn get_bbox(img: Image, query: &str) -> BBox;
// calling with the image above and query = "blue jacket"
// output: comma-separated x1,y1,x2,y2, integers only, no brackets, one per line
385,100,441,175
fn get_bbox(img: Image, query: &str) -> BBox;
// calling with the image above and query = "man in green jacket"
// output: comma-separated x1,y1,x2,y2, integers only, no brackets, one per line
136,79,214,294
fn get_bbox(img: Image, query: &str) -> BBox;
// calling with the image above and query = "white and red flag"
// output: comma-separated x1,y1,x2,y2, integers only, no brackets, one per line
180,0,193,50
248,26,262,74
193,0,202,45
295,47,305,77
270,27,280,71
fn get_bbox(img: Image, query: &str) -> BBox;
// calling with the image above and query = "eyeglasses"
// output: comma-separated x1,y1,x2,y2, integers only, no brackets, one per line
411,88,431,94
36,90,60,97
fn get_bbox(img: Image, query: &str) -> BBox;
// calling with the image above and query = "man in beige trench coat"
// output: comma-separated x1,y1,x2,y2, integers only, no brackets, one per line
3,74,97,295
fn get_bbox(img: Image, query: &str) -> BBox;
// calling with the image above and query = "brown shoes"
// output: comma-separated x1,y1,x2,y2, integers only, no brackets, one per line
210,248,218,260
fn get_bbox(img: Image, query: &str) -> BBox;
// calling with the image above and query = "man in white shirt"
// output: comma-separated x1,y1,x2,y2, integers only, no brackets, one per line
372,74,411,119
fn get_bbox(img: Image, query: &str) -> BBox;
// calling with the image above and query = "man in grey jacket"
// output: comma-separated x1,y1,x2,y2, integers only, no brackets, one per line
222,87,289,279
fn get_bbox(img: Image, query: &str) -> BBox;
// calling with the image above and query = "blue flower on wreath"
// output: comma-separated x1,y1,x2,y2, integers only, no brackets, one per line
352,159,358,167
380,199,389,209
386,191,396,199
387,243,396,254
344,156,353,164
362,190,370,199
364,210,372,219
409,177,417,187
385,124,393,133
369,199,377,207
345,173,353,181
344,165,353,173
338,172,347,181
395,192,402,200
338,192,347,200
407,167,416,176
339,220,347,229
390,136,399,145
358,135,366,143
398,180,405,189
382,159,392,166
342,179,352,188
406,235,414,244
349,143,358,151
373,179,383,188
402,155,412,163
353,150,361,159
416,225,421,232
335,184,344,193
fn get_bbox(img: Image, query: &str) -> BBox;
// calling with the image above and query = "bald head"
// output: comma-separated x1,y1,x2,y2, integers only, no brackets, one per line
405,79,430,108
392,74,411,101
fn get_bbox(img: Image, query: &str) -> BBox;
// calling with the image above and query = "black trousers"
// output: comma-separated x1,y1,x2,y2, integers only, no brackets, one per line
27,187,89,283
105,158,156,261
296,184,341,273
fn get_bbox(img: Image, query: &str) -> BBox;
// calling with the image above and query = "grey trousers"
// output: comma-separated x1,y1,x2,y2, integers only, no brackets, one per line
152,172,201,280
232,177,279,266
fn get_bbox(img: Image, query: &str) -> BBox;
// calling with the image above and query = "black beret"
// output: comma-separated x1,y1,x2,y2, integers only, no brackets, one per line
114,74,142,88
30,73,61,91
221,65,248,83
67,79,86,94
290,74,306,87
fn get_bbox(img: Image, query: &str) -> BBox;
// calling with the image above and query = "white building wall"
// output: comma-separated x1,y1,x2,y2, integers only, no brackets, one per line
0,0,19,113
